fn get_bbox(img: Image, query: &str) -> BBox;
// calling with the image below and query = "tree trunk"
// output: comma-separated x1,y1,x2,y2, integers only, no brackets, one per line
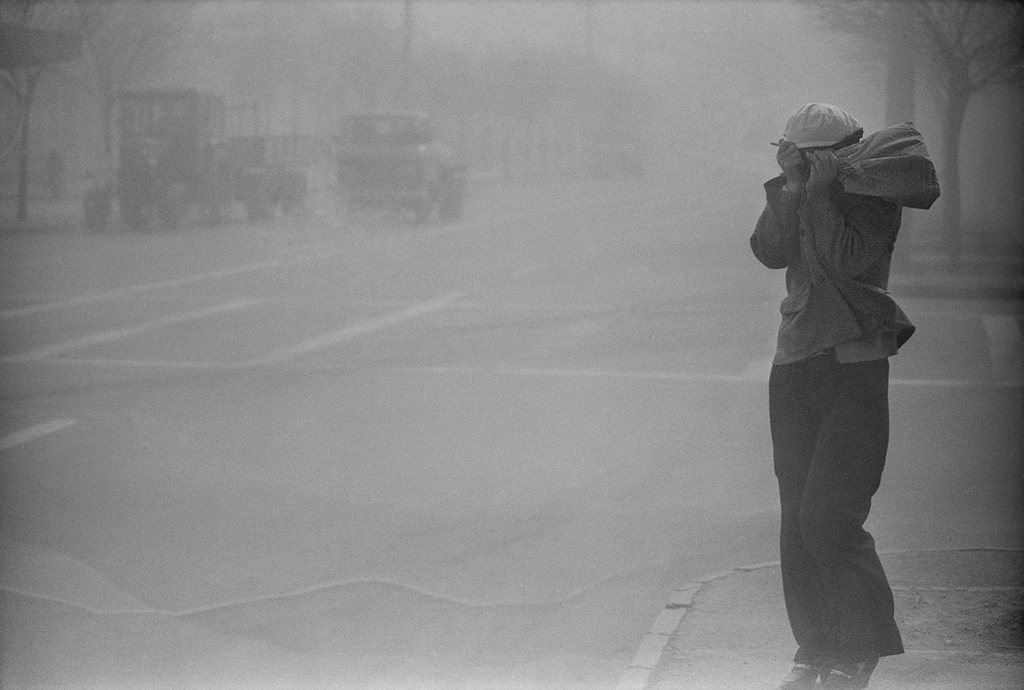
941,89,969,272
15,75,39,223
525,112,536,178
104,93,114,157
886,3,916,272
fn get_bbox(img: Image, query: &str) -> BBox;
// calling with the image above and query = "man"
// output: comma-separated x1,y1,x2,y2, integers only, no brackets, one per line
750,103,939,689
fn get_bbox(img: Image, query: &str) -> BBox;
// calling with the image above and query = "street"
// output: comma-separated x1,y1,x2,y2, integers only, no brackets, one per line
1,176,1021,690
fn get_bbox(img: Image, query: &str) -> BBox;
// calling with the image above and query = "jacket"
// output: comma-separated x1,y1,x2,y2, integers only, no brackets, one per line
750,122,940,363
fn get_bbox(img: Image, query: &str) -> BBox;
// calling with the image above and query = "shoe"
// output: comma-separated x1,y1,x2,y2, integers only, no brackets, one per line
821,658,878,688
776,662,822,689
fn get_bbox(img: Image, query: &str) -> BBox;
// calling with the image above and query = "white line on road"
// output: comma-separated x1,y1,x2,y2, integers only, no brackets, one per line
261,291,465,362
0,419,78,452
399,364,1016,389
8,356,1014,388
982,315,1024,387
3,299,261,362
740,354,775,381
15,356,260,370
0,572,552,619
0,247,333,319
399,365,753,382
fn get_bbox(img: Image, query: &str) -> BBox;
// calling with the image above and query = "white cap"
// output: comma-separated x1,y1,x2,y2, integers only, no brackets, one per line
782,103,862,149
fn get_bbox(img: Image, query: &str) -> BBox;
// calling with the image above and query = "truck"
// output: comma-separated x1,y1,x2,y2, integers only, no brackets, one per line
336,112,466,224
90,89,230,232
84,89,311,232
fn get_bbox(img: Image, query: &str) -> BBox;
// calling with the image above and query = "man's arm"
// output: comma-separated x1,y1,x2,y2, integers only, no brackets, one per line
786,148,901,279
751,177,804,269
800,192,901,278
750,139,814,269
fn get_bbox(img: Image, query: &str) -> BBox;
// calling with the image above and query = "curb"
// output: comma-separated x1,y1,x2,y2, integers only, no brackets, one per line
613,560,782,690
615,547,1024,690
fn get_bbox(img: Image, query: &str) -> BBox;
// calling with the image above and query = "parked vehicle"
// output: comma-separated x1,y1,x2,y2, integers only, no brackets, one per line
337,112,466,224
85,89,311,232
84,89,230,232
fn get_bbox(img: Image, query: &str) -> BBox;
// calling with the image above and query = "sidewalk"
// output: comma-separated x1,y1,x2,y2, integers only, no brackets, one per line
619,549,1023,690
0,194,82,235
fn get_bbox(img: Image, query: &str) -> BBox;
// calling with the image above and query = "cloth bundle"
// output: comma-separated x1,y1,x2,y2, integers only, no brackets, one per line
835,122,941,210
807,122,940,348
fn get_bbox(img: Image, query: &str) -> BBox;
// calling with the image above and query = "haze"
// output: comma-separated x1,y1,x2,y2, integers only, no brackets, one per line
1,2,1020,689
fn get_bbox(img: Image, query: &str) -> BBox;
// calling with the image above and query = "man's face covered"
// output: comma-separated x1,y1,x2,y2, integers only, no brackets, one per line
797,146,831,172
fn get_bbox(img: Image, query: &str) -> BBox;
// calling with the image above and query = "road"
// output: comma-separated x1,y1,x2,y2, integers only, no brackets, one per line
1,176,1021,689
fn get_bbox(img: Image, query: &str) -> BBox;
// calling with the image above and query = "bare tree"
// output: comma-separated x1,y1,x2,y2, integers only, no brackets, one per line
0,41,28,160
0,0,82,221
804,0,1024,269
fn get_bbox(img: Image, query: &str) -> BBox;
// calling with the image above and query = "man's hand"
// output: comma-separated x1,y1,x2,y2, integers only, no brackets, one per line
805,149,839,196
776,139,806,193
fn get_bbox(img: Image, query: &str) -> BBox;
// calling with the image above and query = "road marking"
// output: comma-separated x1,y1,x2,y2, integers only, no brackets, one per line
18,357,260,370
0,247,332,319
740,354,775,381
982,315,1024,387
399,364,1016,388
0,419,78,451
3,299,260,361
261,291,464,362
403,364,754,382
4,354,1014,389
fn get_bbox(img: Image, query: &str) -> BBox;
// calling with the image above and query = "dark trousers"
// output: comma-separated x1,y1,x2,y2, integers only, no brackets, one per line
769,354,904,664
